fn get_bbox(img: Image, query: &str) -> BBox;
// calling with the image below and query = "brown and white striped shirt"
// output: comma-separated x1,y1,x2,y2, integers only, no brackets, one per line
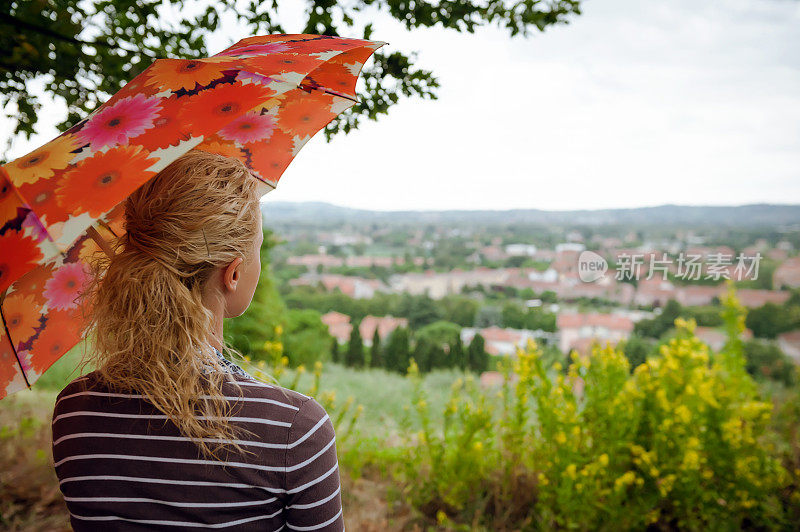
51,353,344,531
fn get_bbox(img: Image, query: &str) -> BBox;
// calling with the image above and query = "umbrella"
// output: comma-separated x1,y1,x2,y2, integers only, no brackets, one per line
0,33,386,399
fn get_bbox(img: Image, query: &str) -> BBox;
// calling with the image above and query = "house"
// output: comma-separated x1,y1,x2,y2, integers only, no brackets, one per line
736,289,790,308
286,254,344,269
694,326,753,352
556,312,634,354
774,257,800,289
777,331,800,364
633,278,677,307
461,326,556,357
358,315,409,346
290,273,387,299
321,311,352,344
676,285,724,306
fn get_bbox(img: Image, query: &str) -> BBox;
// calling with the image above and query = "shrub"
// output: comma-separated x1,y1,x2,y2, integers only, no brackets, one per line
397,285,798,530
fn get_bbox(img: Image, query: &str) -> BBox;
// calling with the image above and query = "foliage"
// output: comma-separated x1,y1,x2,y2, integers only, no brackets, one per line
345,318,365,368
744,340,797,387
369,328,383,368
281,308,334,368
502,302,557,332
384,326,411,375
398,293,443,329
1,0,581,156
466,332,489,374
633,299,682,338
619,334,655,371
746,301,800,339
395,286,798,530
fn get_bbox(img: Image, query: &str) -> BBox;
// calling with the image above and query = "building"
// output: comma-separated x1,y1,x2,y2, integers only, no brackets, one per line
777,330,800,364
321,311,352,344
358,315,409,346
461,326,556,356
290,273,388,299
774,257,800,289
556,312,634,354
694,326,753,352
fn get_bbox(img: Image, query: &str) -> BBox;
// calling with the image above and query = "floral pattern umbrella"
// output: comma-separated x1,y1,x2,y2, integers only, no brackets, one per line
0,33,386,399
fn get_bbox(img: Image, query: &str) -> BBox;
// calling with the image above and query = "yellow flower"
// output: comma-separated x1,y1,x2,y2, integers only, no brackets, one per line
565,464,577,479
538,472,549,486
555,431,567,444
675,405,691,424
598,454,609,467
682,450,700,470
6,133,80,185
472,441,483,452
615,471,637,491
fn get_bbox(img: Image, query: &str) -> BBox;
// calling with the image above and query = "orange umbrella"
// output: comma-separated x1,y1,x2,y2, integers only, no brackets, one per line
0,33,386,399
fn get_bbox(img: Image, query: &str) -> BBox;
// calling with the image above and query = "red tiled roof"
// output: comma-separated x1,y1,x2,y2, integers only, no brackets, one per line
557,313,634,332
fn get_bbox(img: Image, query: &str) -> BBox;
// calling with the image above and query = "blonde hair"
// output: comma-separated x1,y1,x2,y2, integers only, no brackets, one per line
77,149,280,460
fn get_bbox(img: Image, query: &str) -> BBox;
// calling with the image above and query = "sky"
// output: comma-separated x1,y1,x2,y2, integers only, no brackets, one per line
3,0,800,211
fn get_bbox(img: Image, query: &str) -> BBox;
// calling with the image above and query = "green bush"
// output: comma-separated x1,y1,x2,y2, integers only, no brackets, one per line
396,285,799,530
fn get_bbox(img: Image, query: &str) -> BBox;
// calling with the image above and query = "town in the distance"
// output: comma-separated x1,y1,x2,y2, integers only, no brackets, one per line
262,201,800,387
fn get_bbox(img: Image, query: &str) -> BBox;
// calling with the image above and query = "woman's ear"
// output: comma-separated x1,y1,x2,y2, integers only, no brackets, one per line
223,257,244,290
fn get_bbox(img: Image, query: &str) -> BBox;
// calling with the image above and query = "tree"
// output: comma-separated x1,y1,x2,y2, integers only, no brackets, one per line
282,308,334,367
744,339,796,386
633,299,682,339
1,0,581,156
451,334,466,371
331,337,340,364
475,305,502,328
370,328,383,368
398,293,442,329
416,320,461,369
467,333,489,373
413,336,442,373
384,326,411,374
620,334,653,371
745,302,798,339
345,319,365,368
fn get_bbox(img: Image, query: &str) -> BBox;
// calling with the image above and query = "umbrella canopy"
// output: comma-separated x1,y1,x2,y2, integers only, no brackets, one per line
0,33,386,399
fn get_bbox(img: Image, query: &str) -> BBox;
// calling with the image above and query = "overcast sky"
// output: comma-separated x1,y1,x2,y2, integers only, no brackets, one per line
4,0,799,211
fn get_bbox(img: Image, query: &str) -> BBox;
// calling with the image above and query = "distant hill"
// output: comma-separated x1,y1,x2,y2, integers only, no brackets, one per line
260,201,800,227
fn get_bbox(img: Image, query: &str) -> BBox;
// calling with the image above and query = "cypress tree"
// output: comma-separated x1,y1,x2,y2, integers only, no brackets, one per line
331,337,339,364
345,320,365,368
468,333,487,373
370,328,383,368
385,326,410,374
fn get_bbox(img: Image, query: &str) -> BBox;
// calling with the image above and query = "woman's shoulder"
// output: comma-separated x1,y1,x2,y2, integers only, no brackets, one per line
225,376,332,429
55,370,101,400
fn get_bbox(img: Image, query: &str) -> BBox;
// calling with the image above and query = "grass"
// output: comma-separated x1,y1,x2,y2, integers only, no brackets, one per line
247,361,473,441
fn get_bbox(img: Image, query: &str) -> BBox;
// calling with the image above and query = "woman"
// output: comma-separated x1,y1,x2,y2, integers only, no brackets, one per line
51,150,344,531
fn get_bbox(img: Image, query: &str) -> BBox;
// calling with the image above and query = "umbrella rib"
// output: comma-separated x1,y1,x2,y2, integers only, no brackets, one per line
0,291,31,389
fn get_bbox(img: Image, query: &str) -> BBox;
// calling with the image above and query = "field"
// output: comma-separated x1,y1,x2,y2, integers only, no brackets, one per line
0,342,463,531
2,305,800,531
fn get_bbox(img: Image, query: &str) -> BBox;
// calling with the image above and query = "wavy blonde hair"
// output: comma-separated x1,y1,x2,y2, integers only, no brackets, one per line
77,149,281,460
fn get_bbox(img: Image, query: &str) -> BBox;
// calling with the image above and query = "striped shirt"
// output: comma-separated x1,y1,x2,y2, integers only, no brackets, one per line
51,351,344,531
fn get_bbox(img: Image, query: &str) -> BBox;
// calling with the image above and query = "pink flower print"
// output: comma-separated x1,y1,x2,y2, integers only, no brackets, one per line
219,112,276,144
18,350,33,373
236,71,276,86
216,43,291,57
22,210,49,243
43,262,90,311
77,94,162,151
